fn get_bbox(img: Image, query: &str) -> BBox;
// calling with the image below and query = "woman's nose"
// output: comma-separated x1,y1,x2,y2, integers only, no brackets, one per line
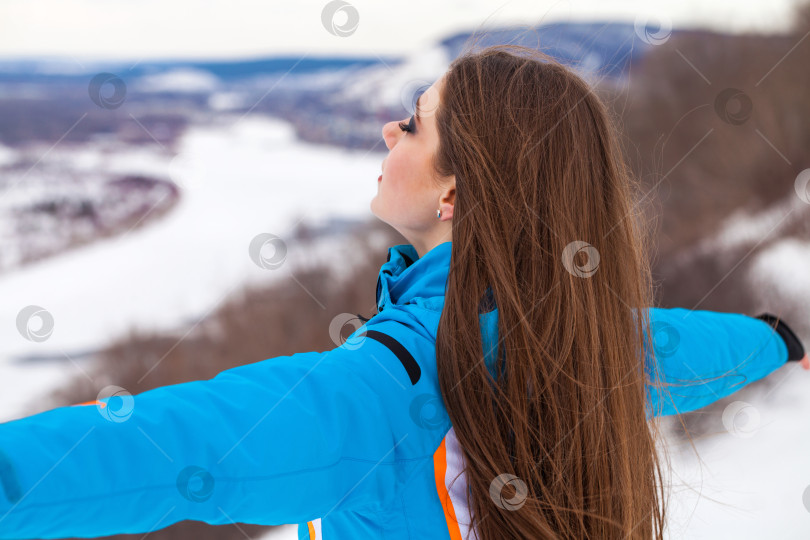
382,120,400,150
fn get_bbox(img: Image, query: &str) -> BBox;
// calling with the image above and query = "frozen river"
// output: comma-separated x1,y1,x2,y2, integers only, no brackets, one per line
0,115,388,422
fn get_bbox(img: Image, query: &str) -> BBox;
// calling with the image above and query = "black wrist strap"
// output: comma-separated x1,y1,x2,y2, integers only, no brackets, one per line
755,313,806,361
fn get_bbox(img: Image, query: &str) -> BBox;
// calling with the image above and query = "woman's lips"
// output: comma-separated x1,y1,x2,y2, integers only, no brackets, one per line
378,174,382,182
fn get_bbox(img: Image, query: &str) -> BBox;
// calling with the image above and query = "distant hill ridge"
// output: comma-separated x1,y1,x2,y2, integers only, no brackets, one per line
0,20,683,83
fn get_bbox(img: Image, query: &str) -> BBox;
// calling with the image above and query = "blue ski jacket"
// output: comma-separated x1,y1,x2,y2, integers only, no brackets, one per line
0,240,791,539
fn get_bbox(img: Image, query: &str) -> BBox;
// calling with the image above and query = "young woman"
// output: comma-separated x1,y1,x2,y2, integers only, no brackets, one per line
0,45,807,540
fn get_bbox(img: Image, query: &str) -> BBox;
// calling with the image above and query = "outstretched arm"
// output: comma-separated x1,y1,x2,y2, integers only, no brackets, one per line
643,307,806,418
0,319,423,539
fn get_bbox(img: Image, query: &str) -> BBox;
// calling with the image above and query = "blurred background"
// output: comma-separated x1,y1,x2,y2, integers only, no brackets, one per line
1,0,810,538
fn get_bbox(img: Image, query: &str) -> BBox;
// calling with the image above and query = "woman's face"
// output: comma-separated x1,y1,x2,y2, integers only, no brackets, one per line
371,74,455,258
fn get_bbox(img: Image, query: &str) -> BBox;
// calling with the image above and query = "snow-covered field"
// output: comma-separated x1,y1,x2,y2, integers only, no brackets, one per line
0,114,389,422
1,115,809,537
661,361,810,537
656,192,810,537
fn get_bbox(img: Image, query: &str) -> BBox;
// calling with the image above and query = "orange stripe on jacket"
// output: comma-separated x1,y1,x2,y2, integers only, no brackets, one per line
71,400,107,408
434,435,463,540
306,517,321,539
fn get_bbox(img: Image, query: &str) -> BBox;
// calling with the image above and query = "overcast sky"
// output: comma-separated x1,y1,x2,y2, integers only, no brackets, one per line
0,0,804,61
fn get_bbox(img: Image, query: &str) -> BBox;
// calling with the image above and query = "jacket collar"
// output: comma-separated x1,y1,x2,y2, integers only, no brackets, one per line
374,240,503,381
375,241,452,313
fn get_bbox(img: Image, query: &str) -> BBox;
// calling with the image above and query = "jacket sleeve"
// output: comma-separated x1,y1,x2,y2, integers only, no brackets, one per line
644,307,790,419
0,322,418,539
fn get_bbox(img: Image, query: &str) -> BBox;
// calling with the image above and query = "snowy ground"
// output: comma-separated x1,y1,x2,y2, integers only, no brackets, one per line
661,362,810,537
660,192,810,537
255,524,298,540
0,114,389,422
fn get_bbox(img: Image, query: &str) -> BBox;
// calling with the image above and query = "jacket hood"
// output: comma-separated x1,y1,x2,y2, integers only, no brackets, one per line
374,240,503,381
375,241,453,314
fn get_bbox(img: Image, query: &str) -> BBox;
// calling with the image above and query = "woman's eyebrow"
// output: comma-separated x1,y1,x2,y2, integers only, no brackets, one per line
415,94,422,123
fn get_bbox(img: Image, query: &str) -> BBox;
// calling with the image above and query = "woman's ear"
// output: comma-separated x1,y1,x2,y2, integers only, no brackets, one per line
438,184,455,220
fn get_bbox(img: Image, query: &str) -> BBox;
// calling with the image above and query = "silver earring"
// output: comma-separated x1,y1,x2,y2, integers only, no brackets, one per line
436,209,442,219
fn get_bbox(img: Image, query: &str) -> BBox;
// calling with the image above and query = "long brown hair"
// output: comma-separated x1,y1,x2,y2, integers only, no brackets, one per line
431,43,671,539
